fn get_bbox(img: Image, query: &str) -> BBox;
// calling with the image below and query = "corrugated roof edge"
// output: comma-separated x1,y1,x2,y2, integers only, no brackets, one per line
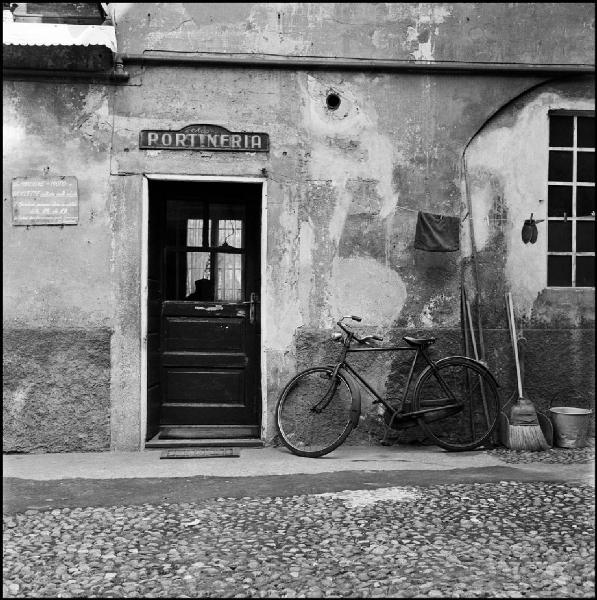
2,22,117,52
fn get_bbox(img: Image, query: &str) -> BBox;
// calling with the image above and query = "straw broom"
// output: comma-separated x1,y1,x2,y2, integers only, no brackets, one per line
505,293,550,451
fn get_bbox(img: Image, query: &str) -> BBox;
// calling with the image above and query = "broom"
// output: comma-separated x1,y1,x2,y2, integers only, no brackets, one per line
505,292,550,451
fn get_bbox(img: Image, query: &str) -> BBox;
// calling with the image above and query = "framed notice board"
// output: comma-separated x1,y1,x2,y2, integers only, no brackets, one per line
12,176,78,225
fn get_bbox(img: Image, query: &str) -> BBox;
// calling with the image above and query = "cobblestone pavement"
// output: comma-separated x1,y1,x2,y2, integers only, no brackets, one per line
3,478,595,598
485,440,595,464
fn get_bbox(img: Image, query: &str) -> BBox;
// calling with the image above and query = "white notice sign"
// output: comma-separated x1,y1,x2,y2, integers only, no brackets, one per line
12,176,78,225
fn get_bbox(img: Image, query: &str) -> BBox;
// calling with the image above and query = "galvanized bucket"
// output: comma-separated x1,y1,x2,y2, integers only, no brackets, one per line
549,406,593,448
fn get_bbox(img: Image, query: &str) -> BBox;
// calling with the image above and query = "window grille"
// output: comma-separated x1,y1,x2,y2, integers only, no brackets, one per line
547,111,595,287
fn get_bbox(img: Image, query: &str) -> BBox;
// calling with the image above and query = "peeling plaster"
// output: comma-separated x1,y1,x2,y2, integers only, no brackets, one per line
299,74,399,245
405,5,451,61
465,89,594,320
75,90,111,144
328,256,407,326
421,293,454,327
265,203,303,354
298,218,315,323
297,73,409,329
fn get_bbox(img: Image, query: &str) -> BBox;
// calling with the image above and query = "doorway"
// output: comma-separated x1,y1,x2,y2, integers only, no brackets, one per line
146,180,262,441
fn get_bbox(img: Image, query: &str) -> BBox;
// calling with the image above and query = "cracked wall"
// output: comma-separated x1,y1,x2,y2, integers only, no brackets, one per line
3,82,114,452
114,3,594,66
3,3,595,450
463,78,595,427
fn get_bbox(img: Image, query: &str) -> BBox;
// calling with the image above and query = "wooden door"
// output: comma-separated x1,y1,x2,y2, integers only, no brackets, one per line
147,181,261,440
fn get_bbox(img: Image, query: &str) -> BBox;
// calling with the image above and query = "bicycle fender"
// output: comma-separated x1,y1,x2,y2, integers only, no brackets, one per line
421,355,500,388
328,365,361,427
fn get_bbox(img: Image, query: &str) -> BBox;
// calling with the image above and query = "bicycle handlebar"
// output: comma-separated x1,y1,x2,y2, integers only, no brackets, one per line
335,316,383,345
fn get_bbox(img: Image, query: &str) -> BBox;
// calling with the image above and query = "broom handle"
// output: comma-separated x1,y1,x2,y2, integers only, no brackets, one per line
465,300,479,359
518,337,526,390
505,294,515,362
465,297,491,430
507,293,524,397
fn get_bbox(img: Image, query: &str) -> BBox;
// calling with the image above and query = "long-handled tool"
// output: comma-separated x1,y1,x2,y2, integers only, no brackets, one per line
505,293,549,451
517,335,553,448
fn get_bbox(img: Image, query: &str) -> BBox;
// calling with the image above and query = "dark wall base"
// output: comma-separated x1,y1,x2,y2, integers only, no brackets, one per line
3,328,111,453
292,326,595,444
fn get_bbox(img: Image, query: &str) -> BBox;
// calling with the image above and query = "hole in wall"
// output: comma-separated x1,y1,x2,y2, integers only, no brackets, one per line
326,92,341,111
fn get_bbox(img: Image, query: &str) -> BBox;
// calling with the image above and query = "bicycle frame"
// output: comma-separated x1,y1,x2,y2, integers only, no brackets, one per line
332,332,462,423
275,318,500,457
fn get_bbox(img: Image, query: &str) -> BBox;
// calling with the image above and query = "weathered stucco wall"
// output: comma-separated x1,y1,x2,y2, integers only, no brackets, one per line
113,3,594,65
463,77,595,427
3,81,114,328
3,330,111,453
3,81,114,452
109,60,585,442
3,3,594,451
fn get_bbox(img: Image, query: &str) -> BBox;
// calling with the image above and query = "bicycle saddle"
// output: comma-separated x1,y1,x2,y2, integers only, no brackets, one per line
403,336,436,347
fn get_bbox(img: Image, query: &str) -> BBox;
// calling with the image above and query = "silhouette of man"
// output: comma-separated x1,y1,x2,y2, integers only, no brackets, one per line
185,278,214,301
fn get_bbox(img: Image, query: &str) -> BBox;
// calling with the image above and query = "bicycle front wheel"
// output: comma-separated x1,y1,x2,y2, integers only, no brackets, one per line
413,357,499,451
275,367,356,458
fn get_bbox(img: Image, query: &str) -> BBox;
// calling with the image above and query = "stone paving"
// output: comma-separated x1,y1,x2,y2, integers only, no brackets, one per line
3,477,595,598
485,440,595,465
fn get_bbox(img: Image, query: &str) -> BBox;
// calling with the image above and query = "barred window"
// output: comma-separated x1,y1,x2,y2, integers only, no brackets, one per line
547,111,595,287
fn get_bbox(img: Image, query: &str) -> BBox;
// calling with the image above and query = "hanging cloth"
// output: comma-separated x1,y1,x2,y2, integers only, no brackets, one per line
414,211,460,252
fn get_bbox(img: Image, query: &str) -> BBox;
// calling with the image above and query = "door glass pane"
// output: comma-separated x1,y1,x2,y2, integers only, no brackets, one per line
548,221,572,252
577,221,595,253
185,252,213,300
218,219,243,248
547,185,572,217
577,117,595,148
164,251,214,300
215,253,243,301
577,152,595,183
548,151,573,181
547,255,571,286
549,116,573,147
577,187,595,216
577,256,595,287
186,219,207,247
210,204,245,249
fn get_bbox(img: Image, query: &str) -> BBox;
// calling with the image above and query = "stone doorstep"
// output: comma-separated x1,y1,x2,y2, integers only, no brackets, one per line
145,436,264,449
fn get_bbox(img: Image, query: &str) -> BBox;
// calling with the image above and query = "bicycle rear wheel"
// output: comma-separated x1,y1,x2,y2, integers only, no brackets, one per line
275,367,356,458
413,357,499,451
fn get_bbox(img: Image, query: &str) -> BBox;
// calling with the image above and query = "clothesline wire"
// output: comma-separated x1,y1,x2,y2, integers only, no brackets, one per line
396,204,469,222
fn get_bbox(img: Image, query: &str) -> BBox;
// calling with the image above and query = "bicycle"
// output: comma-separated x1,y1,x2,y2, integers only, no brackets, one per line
275,315,500,457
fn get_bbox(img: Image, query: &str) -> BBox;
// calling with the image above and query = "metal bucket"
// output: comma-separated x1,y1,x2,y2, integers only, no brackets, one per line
549,406,593,448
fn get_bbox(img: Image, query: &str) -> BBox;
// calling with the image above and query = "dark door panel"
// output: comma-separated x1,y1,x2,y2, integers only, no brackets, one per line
162,352,248,368
164,369,244,403
163,315,246,352
161,300,258,430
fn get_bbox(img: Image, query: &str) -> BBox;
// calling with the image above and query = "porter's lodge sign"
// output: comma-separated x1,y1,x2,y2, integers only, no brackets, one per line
139,124,269,152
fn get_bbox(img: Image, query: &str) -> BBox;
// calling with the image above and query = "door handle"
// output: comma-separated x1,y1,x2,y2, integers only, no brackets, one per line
240,292,259,324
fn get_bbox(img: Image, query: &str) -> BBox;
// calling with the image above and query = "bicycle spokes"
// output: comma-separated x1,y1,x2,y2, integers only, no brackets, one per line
415,358,499,451
276,367,355,457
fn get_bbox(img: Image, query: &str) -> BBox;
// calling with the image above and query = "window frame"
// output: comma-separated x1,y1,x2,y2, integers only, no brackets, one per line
546,109,595,289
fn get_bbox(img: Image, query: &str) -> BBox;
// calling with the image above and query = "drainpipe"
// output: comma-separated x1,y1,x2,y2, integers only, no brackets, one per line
119,52,595,75
2,54,130,82
2,67,129,81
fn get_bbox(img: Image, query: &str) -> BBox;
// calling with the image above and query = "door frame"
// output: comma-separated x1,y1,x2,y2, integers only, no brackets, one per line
140,174,268,446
